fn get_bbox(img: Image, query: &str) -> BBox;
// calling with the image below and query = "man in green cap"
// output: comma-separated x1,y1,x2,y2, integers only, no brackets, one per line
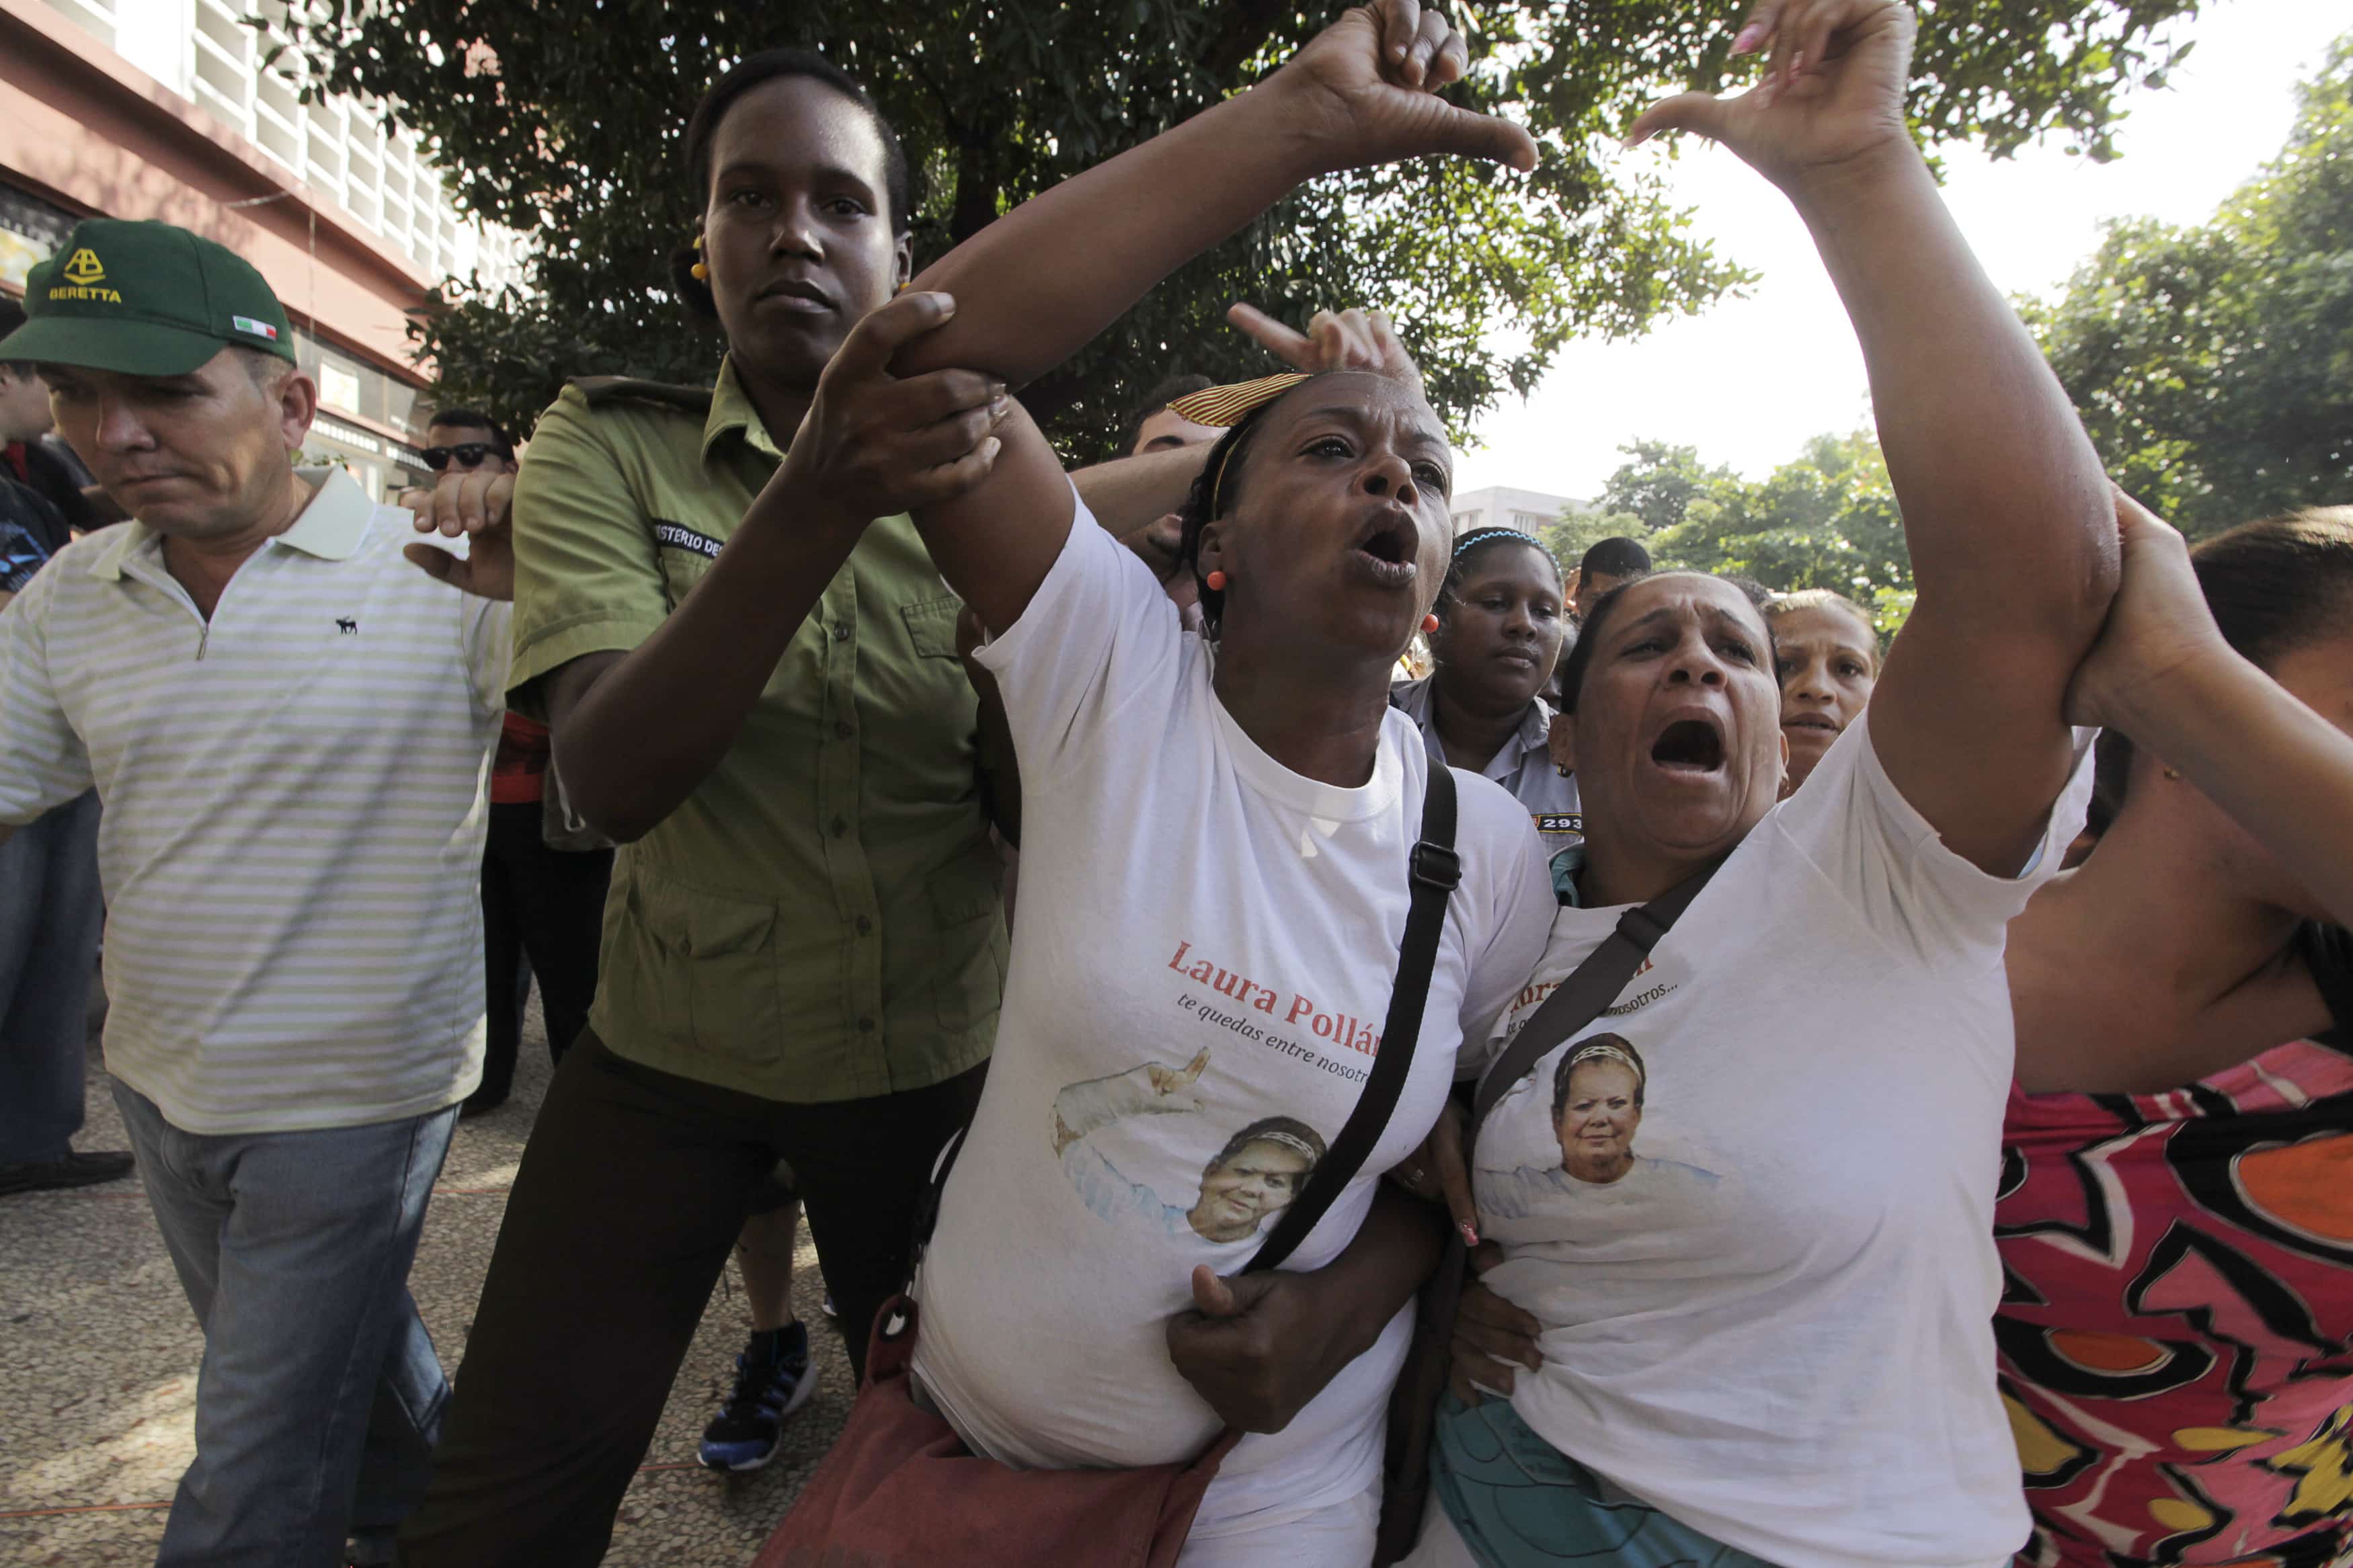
0,218,512,1567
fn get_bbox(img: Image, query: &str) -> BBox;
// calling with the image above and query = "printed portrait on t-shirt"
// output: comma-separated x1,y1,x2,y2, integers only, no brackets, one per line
1049,1048,1328,1245
1478,1033,1721,1221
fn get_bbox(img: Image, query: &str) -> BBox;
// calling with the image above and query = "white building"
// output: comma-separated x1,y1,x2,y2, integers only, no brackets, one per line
22,0,525,294
3,0,524,497
1448,485,1584,540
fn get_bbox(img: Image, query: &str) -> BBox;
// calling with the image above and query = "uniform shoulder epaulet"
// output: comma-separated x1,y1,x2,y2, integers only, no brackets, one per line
568,376,716,415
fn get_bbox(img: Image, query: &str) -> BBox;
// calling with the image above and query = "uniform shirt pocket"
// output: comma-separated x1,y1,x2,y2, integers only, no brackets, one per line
900,595,964,661
629,868,783,1063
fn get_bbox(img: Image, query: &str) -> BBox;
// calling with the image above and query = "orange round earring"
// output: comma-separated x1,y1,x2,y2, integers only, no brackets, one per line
1421,613,1440,633
1205,570,1228,592
689,262,709,280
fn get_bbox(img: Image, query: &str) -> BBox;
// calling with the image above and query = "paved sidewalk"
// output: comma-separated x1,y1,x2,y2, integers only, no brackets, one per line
0,980,853,1565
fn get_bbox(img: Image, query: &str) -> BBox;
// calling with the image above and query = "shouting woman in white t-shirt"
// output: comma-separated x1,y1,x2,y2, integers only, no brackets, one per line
759,5,1554,1565
1394,2,2117,1565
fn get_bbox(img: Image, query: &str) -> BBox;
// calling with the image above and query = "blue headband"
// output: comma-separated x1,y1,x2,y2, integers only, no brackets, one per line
1452,527,1544,559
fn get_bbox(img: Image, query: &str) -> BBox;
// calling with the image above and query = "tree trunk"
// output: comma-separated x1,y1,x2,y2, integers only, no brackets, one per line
949,138,999,244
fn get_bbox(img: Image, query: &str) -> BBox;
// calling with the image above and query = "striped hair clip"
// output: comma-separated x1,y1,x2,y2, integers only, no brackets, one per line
1168,372,1312,520
1166,372,1310,429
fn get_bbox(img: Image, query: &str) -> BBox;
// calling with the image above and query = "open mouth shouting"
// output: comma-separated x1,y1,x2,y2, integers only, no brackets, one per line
1648,714,1728,777
1344,511,1420,591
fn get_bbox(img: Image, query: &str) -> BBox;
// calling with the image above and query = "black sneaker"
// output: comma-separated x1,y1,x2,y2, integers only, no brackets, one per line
0,1150,135,1197
697,1323,813,1471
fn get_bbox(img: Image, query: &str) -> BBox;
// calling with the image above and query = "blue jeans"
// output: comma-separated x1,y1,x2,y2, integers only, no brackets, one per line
0,789,104,1163
112,1081,458,1567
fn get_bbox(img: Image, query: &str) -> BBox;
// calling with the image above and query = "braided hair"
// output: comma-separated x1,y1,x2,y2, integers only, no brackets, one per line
1172,390,1303,636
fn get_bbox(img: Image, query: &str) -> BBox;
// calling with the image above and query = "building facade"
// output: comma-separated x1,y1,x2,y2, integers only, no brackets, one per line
1448,485,1584,540
0,0,520,499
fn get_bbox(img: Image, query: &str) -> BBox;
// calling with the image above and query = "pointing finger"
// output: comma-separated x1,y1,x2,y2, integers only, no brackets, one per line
1419,98,1538,172
1625,89,1731,150
1226,302,1316,370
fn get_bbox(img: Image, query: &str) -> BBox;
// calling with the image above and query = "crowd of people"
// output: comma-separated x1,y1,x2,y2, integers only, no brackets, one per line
0,1,2347,1566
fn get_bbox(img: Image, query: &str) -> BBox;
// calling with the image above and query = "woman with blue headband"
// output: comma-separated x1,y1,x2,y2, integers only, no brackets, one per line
1393,526,1580,879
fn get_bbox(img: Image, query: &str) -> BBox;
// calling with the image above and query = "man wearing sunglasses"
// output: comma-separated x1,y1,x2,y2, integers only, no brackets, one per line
411,407,614,1118
421,409,514,479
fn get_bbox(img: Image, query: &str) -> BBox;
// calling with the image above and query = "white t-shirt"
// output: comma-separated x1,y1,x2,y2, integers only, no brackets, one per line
0,468,504,1134
914,500,1554,1540
1467,711,2093,1568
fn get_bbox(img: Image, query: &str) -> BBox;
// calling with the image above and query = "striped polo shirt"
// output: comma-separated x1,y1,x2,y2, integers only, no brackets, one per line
0,467,509,1134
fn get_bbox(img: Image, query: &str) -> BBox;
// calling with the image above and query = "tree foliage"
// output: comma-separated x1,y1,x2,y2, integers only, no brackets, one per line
1540,505,1650,574
1558,30,2353,637
1570,434,1915,632
2021,32,2353,536
1649,431,1915,630
280,0,2196,457
1595,437,1737,534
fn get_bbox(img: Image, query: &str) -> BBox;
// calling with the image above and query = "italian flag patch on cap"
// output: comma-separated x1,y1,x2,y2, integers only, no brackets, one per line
232,315,279,341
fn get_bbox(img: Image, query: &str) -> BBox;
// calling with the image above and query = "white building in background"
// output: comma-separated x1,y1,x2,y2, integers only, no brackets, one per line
1449,485,1585,539
1,0,525,498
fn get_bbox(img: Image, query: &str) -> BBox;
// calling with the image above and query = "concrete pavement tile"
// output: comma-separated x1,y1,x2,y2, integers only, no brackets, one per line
2,977,855,1563
0,1506,168,1565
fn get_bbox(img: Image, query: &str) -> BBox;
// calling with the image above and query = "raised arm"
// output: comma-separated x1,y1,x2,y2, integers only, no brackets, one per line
2071,492,2353,930
1631,0,2115,874
887,0,1536,634
896,5,1526,393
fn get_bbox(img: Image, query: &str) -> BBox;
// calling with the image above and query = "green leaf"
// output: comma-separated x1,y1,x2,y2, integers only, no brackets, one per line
276,0,2206,454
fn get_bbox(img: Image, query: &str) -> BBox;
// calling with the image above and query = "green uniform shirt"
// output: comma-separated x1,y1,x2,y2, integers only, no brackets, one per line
507,358,1004,1104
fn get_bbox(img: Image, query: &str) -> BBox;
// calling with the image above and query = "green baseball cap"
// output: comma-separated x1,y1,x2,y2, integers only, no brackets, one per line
0,218,297,376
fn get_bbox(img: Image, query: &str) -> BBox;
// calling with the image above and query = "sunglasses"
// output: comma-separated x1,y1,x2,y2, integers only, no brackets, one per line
423,443,507,471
